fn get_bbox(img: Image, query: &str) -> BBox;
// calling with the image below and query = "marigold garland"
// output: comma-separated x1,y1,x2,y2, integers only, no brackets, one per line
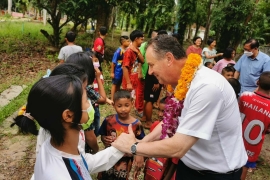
161,53,202,139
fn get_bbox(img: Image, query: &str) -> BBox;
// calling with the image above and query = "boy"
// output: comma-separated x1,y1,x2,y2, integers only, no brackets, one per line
221,66,235,80
240,71,270,180
58,31,82,63
204,62,213,69
110,36,130,100
97,90,145,180
93,26,107,72
122,30,144,117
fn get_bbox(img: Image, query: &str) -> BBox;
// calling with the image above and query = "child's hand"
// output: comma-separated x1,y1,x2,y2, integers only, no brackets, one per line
127,83,133,91
110,73,115,79
94,67,101,79
133,155,144,168
101,135,113,147
106,98,114,105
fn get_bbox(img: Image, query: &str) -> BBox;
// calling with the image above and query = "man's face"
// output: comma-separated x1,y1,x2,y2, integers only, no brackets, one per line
223,71,234,80
243,43,258,57
146,46,169,85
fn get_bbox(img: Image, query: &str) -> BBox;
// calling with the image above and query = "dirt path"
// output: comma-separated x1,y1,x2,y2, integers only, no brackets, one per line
0,110,35,180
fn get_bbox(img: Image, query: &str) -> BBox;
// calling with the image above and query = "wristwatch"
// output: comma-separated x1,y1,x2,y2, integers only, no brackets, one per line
131,142,139,155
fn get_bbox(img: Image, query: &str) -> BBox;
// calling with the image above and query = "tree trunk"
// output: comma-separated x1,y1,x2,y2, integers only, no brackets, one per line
202,0,213,48
188,24,193,40
8,0,12,14
95,4,107,39
125,13,130,32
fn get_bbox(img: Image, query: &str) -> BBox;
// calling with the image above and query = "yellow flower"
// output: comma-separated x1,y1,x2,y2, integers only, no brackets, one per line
174,53,202,101
167,84,174,93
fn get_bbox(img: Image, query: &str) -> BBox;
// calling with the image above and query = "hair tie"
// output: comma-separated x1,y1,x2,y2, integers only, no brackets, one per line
23,112,34,121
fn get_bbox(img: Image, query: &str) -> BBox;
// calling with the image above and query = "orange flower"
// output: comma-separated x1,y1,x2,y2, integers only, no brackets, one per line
174,53,202,101
167,84,174,93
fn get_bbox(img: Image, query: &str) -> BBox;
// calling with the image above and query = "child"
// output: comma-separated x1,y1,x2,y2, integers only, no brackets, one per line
145,97,177,180
122,30,144,117
212,47,236,73
58,31,83,63
240,71,270,180
93,26,107,72
97,90,145,180
221,66,235,80
227,78,241,98
11,75,124,179
204,62,213,69
66,52,107,154
110,36,130,100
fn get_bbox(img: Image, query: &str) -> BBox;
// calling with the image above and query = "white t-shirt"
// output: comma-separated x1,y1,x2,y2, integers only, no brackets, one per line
177,66,247,173
202,47,217,63
34,138,124,180
58,45,83,61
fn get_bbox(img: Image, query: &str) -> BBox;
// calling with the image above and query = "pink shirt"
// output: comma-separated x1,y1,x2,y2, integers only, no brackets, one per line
186,45,202,56
212,59,236,73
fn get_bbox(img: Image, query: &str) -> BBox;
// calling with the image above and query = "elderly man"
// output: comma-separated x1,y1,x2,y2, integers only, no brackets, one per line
234,38,270,94
112,35,247,180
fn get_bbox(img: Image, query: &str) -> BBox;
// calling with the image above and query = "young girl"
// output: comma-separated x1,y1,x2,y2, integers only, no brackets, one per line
97,90,145,180
212,47,236,73
12,75,124,179
66,52,107,154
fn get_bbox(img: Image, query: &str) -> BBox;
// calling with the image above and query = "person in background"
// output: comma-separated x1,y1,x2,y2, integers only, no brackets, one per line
234,38,270,94
204,62,213,69
202,38,223,64
58,31,82,63
93,26,107,72
110,36,130,100
186,36,203,56
239,71,270,180
221,66,235,80
213,47,236,73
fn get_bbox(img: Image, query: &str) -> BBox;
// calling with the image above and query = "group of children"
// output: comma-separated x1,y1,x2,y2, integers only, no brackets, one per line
10,27,270,180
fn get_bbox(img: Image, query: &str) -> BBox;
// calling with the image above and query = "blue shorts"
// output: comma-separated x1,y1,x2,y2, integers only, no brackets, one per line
112,78,122,85
245,161,256,168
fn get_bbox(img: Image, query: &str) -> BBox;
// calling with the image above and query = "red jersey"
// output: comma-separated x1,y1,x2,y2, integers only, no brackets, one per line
93,37,105,55
122,48,140,89
239,91,270,162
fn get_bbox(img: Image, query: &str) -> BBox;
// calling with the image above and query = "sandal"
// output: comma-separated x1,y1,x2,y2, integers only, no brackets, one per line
135,110,143,118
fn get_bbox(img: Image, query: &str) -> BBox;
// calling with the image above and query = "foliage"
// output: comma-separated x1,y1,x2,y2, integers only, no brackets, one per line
211,0,254,51
177,0,196,44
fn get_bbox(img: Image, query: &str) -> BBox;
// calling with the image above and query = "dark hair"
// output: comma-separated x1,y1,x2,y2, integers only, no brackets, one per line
113,89,132,102
244,38,259,49
50,63,88,83
66,52,95,84
99,26,107,36
223,47,236,59
157,30,167,35
65,31,76,42
193,36,202,44
204,62,212,67
11,75,83,145
222,66,235,74
207,38,215,46
258,71,270,91
160,97,167,104
130,30,144,42
146,35,186,60
119,36,129,44
227,78,241,98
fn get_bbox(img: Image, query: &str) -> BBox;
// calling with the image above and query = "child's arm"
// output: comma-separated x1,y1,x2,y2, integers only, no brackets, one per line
133,155,145,168
123,66,132,90
94,67,107,104
85,130,99,154
110,62,115,79
106,98,114,105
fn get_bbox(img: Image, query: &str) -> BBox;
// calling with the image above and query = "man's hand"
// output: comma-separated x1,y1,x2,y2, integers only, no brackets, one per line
112,124,136,154
110,73,115,79
101,135,113,147
152,84,160,92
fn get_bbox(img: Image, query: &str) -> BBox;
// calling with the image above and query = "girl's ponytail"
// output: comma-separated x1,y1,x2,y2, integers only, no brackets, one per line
10,105,38,135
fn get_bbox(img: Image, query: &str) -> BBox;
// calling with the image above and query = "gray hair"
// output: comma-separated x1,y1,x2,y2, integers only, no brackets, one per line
146,34,187,60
